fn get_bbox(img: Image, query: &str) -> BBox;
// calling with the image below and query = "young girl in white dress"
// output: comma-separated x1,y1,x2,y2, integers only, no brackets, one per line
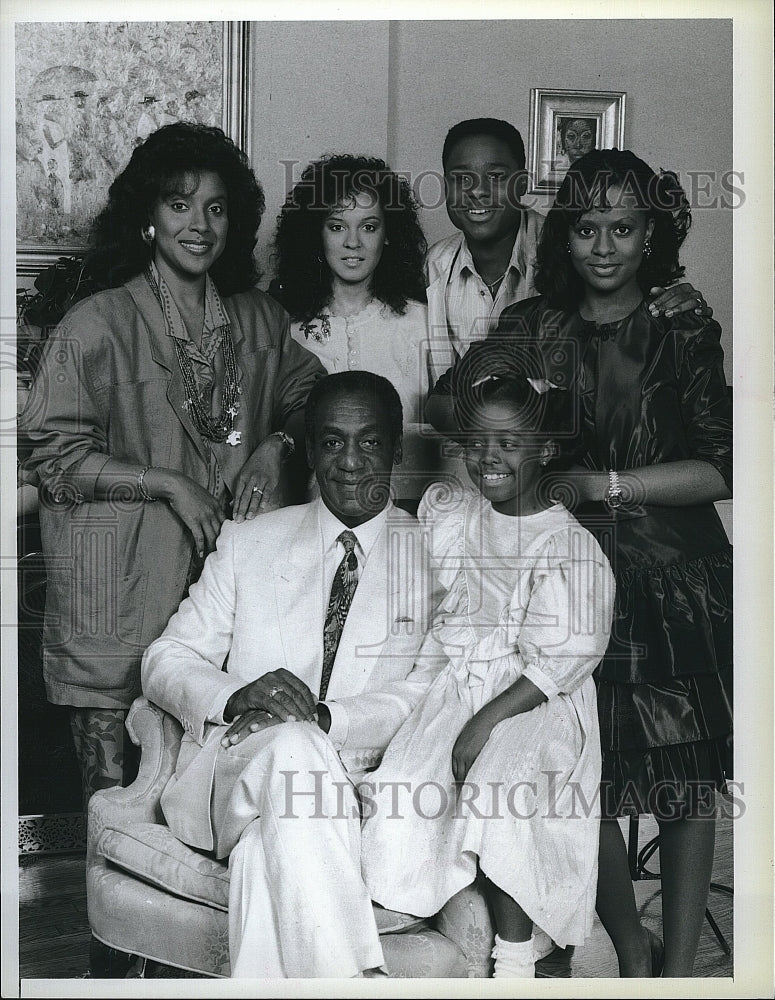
360,342,615,978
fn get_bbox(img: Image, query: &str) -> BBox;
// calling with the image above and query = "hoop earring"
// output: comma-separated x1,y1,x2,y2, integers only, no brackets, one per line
141,224,155,246
643,238,652,258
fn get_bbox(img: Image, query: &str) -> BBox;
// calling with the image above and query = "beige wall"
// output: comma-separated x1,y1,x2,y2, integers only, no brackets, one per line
250,18,733,377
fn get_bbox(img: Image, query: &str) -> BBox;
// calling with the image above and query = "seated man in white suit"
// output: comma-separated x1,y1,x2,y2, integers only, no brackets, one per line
141,371,444,979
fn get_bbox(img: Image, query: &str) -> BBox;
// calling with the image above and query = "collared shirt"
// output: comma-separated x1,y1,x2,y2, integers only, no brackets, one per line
444,212,539,361
149,260,231,506
318,497,390,606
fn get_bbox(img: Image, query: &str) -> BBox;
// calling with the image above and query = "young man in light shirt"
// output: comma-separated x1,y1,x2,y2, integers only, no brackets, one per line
425,117,711,390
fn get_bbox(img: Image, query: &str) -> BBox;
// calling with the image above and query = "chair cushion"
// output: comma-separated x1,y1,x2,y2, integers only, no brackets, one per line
98,822,426,933
372,903,425,935
99,823,231,910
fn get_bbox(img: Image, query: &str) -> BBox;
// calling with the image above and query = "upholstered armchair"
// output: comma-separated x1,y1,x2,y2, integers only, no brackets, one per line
86,697,496,978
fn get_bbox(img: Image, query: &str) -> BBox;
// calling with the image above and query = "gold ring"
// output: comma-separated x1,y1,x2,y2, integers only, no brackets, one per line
252,486,264,495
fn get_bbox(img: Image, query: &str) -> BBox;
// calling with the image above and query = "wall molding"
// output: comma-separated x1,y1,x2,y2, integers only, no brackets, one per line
223,21,252,162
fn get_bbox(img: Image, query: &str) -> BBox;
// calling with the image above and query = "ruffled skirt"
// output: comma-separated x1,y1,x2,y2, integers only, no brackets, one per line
360,662,601,947
586,506,733,819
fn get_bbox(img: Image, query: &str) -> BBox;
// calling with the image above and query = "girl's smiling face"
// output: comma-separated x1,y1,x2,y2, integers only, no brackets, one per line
463,398,552,516
568,184,654,300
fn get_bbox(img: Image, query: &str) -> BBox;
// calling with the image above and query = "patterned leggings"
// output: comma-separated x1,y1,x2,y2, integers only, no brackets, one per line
69,708,133,812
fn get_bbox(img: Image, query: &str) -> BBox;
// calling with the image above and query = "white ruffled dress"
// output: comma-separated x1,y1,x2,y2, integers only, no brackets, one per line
360,486,615,947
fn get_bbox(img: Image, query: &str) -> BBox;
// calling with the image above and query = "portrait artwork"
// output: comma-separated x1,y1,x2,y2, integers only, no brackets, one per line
527,88,625,193
553,115,598,171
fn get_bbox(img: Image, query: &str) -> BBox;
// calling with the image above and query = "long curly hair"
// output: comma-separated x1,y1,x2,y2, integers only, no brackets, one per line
87,122,265,295
535,148,691,310
274,154,427,323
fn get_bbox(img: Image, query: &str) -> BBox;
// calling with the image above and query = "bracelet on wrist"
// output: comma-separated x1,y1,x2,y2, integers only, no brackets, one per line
270,430,296,462
604,469,623,509
138,465,157,502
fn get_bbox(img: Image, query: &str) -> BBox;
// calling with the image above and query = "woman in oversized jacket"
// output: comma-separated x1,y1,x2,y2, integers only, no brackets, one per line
20,123,324,806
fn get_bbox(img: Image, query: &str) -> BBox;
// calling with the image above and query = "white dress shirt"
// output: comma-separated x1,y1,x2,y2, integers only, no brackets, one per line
424,209,544,383
318,498,390,597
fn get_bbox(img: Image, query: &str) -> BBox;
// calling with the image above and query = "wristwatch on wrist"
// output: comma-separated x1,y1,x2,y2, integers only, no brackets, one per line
604,469,624,509
271,430,296,462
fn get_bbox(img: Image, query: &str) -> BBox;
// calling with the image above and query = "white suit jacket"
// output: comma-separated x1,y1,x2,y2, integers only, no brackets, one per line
141,499,444,851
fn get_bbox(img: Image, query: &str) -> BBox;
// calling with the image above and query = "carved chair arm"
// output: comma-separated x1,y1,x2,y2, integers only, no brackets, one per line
87,697,183,852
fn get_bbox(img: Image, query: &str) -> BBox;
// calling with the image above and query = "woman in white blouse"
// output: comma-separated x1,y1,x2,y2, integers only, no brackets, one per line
273,154,444,509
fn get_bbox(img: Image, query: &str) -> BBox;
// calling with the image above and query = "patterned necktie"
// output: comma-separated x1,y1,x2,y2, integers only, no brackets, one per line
319,530,359,701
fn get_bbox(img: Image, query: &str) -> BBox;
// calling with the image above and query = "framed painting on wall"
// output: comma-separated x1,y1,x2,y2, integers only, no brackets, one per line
527,88,626,194
15,20,252,276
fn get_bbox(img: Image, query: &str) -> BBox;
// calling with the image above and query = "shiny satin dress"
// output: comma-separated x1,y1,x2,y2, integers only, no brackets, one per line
494,296,733,819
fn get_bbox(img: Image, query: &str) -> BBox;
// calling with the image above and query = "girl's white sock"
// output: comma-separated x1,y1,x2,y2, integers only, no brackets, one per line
491,933,536,978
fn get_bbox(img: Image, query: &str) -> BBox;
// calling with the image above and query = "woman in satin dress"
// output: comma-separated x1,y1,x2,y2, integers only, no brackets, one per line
495,148,732,976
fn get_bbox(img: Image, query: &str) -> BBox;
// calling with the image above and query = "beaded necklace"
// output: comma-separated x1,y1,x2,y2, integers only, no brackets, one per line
145,267,241,443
